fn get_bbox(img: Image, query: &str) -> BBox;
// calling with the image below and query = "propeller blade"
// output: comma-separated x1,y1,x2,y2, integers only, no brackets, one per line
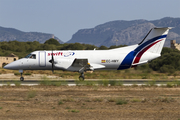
52,50,54,73
48,50,55,73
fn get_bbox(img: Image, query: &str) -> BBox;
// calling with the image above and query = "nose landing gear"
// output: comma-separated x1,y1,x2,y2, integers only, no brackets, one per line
19,70,24,81
20,73,24,81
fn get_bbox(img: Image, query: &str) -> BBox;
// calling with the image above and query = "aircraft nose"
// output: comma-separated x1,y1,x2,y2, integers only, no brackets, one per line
4,61,18,70
3,64,11,69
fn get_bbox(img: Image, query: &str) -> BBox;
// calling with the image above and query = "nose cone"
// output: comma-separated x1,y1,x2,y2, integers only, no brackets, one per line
4,61,19,70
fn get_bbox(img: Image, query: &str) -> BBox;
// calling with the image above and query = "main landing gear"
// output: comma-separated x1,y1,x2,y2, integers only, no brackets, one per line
19,70,24,81
79,72,85,81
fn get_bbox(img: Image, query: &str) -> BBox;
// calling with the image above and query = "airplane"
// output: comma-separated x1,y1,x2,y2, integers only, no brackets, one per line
4,27,172,81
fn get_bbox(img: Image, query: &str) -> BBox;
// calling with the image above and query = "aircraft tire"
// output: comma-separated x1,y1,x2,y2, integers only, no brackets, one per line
20,77,24,81
79,76,84,81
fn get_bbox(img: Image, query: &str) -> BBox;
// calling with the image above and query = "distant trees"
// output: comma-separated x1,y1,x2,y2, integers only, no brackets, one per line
61,43,84,50
0,39,108,58
44,38,60,45
98,46,108,50
149,47,180,73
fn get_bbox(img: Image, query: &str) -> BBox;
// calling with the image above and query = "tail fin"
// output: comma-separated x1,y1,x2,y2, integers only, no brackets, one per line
117,27,172,70
132,27,172,65
136,27,172,54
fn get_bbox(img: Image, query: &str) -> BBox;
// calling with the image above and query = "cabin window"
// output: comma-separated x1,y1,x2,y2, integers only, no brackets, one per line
14,58,16,61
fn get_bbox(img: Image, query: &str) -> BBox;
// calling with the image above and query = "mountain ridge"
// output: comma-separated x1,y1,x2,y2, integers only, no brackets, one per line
0,26,63,44
67,17,180,47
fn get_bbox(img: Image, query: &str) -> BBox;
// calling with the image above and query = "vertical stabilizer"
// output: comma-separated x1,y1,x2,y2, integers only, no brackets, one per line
137,27,172,54
132,27,172,65
118,27,172,70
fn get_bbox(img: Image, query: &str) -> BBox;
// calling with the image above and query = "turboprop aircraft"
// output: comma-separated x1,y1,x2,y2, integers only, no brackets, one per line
4,27,172,81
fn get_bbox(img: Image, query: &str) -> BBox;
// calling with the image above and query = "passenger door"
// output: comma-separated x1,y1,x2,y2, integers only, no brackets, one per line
39,51,46,67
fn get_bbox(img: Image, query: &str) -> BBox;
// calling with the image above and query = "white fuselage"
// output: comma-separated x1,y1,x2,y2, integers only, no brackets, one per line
4,44,160,72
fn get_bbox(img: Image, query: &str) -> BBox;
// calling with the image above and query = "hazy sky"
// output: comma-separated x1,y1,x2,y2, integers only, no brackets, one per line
0,0,180,42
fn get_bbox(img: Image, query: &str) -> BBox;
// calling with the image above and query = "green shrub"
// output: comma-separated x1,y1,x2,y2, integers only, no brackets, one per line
24,73,31,75
166,82,174,88
131,98,141,102
40,80,62,86
173,80,180,86
176,81,180,86
147,80,156,86
58,100,63,105
52,81,61,86
62,98,74,102
6,82,10,86
65,107,71,109
85,81,95,86
116,99,127,105
40,78,51,85
103,80,109,86
68,109,79,113
132,83,138,87
160,65,175,73
27,90,37,98
117,81,123,86
75,80,81,86
108,98,116,102
109,80,116,86
149,48,180,72
92,98,103,102
14,72,21,76
142,76,148,79
14,81,21,86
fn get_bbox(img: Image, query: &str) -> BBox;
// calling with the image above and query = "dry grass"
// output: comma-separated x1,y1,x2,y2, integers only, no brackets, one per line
0,86,180,119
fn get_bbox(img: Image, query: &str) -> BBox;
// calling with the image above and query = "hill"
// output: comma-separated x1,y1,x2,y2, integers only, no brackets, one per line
0,26,63,44
67,17,180,47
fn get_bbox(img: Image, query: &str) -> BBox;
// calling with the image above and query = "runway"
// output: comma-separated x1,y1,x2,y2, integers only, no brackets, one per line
0,79,179,86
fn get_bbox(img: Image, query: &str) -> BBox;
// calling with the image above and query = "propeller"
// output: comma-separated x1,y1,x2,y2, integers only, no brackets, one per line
49,50,54,73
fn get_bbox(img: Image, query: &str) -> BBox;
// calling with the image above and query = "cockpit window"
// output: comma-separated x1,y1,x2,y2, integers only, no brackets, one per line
25,54,32,58
31,54,36,59
25,54,36,59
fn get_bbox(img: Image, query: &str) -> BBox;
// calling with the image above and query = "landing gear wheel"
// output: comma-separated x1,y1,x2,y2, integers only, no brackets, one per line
79,72,85,81
79,76,84,81
19,71,24,81
20,77,24,81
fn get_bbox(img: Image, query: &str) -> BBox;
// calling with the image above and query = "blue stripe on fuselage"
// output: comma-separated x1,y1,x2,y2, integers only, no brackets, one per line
117,35,167,70
117,51,135,70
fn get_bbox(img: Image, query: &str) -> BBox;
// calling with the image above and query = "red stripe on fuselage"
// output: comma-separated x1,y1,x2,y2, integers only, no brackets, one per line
133,39,163,64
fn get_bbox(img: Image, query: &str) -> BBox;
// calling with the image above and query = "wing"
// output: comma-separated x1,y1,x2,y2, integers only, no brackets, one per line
71,59,105,72
71,59,90,72
71,59,88,67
